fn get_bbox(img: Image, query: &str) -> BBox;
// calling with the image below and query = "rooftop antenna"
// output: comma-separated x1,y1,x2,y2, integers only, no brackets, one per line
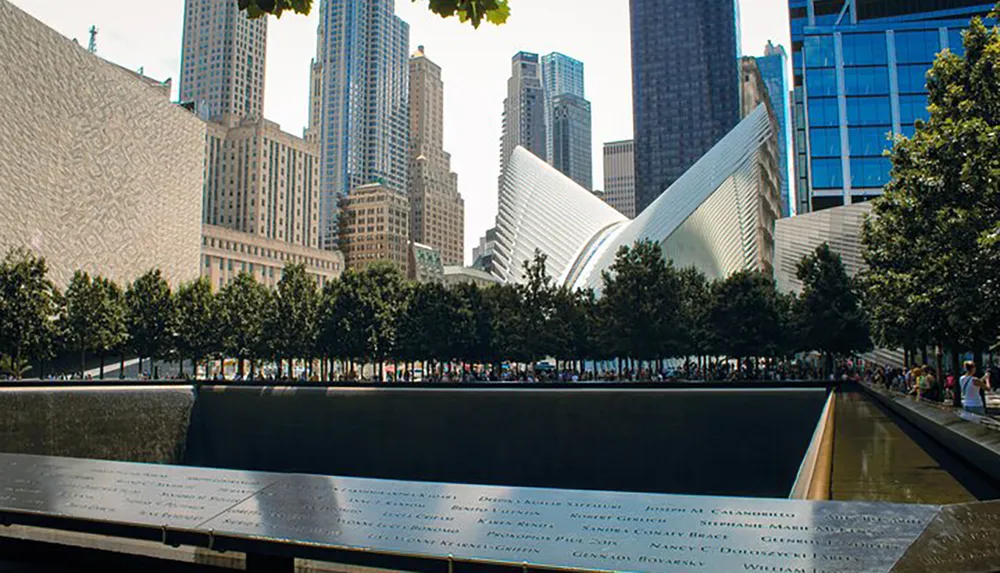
88,25,98,54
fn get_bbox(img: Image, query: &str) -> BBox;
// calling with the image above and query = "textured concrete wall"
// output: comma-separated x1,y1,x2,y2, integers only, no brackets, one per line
0,1,204,288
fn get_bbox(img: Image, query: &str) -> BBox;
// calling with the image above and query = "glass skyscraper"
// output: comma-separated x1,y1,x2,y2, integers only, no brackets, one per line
756,42,793,217
309,0,410,249
541,52,592,190
630,0,742,213
789,0,991,212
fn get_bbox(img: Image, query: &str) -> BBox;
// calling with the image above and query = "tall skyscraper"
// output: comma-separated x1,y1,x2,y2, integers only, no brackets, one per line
311,0,410,249
408,46,465,267
179,0,266,123
501,52,547,175
541,52,592,190
603,140,636,217
756,41,793,217
789,0,990,212
551,94,593,190
630,0,741,213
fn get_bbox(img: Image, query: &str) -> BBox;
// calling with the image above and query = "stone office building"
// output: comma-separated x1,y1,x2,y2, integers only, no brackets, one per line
339,183,411,273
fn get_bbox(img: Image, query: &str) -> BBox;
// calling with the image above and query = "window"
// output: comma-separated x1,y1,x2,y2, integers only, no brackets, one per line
896,30,940,64
899,94,929,124
806,69,838,97
844,67,889,95
804,35,836,68
897,64,929,94
848,126,893,156
808,98,840,127
809,127,841,157
850,157,892,188
812,158,844,189
842,33,887,66
846,97,891,126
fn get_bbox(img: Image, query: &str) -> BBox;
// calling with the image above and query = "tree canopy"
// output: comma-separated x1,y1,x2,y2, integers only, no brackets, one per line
238,0,510,28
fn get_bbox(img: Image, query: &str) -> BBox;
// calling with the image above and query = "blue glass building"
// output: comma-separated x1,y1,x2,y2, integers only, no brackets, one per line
631,0,742,213
790,0,991,212
757,42,794,217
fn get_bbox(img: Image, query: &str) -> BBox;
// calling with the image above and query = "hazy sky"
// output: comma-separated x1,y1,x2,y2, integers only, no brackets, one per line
12,0,791,263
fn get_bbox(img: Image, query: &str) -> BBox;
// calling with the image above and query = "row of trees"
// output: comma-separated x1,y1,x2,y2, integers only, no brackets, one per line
0,239,869,380
861,8,1000,400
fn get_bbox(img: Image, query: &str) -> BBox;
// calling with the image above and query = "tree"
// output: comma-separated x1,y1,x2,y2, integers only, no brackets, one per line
62,271,100,377
797,244,871,375
519,249,557,364
452,282,493,368
707,270,784,375
238,0,510,28
0,248,59,379
863,8,1000,389
218,272,269,379
174,278,218,378
91,276,127,379
125,270,175,378
268,263,319,379
359,262,406,380
600,240,682,371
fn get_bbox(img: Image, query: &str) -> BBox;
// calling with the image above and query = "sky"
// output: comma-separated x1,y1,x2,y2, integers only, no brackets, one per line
11,0,791,263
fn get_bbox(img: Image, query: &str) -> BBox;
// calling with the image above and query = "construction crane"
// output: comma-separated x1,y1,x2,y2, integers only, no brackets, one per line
88,25,98,54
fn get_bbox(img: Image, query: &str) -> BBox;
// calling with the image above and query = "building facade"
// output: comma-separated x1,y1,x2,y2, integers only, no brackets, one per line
789,0,990,212
631,0,741,213
603,139,637,218
179,0,266,123
550,93,593,191
408,46,465,267
443,266,500,288
201,225,342,292
202,118,321,249
338,183,410,273
541,52,591,189
311,0,410,249
756,41,793,217
471,227,498,273
407,242,444,283
501,52,548,175
0,1,204,288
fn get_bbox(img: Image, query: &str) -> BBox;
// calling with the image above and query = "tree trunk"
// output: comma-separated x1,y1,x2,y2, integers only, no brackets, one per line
921,346,928,366
80,349,86,378
99,353,105,380
288,358,294,380
179,356,185,377
249,359,256,381
220,358,225,379
120,352,125,379
950,346,962,407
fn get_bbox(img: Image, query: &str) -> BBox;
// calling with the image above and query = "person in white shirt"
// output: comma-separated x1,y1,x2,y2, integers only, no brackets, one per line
960,361,990,415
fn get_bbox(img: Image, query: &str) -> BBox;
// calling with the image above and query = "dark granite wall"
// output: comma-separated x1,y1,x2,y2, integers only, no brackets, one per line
184,386,828,498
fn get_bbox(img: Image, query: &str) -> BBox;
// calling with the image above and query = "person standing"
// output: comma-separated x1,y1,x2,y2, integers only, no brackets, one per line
960,361,990,415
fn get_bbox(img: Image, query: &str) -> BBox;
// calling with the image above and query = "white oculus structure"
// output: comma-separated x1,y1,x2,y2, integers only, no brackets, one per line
492,104,780,293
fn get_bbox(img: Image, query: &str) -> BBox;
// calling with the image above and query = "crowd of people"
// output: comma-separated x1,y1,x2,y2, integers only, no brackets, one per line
869,361,1000,415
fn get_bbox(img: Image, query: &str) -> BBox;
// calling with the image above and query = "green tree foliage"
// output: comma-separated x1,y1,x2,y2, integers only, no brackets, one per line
707,271,784,361
451,282,493,366
174,278,218,378
91,276,127,379
0,248,59,378
62,271,99,376
218,272,270,378
125,270,174,374
796,244,871,372
267,263,319,377
601,240,683,361
863,10,1000,363
237,0,510,28
519,250,558,362
359,262,406,378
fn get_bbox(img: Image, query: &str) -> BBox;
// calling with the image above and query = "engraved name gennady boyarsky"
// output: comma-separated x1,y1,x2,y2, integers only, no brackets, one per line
0,453,960,572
